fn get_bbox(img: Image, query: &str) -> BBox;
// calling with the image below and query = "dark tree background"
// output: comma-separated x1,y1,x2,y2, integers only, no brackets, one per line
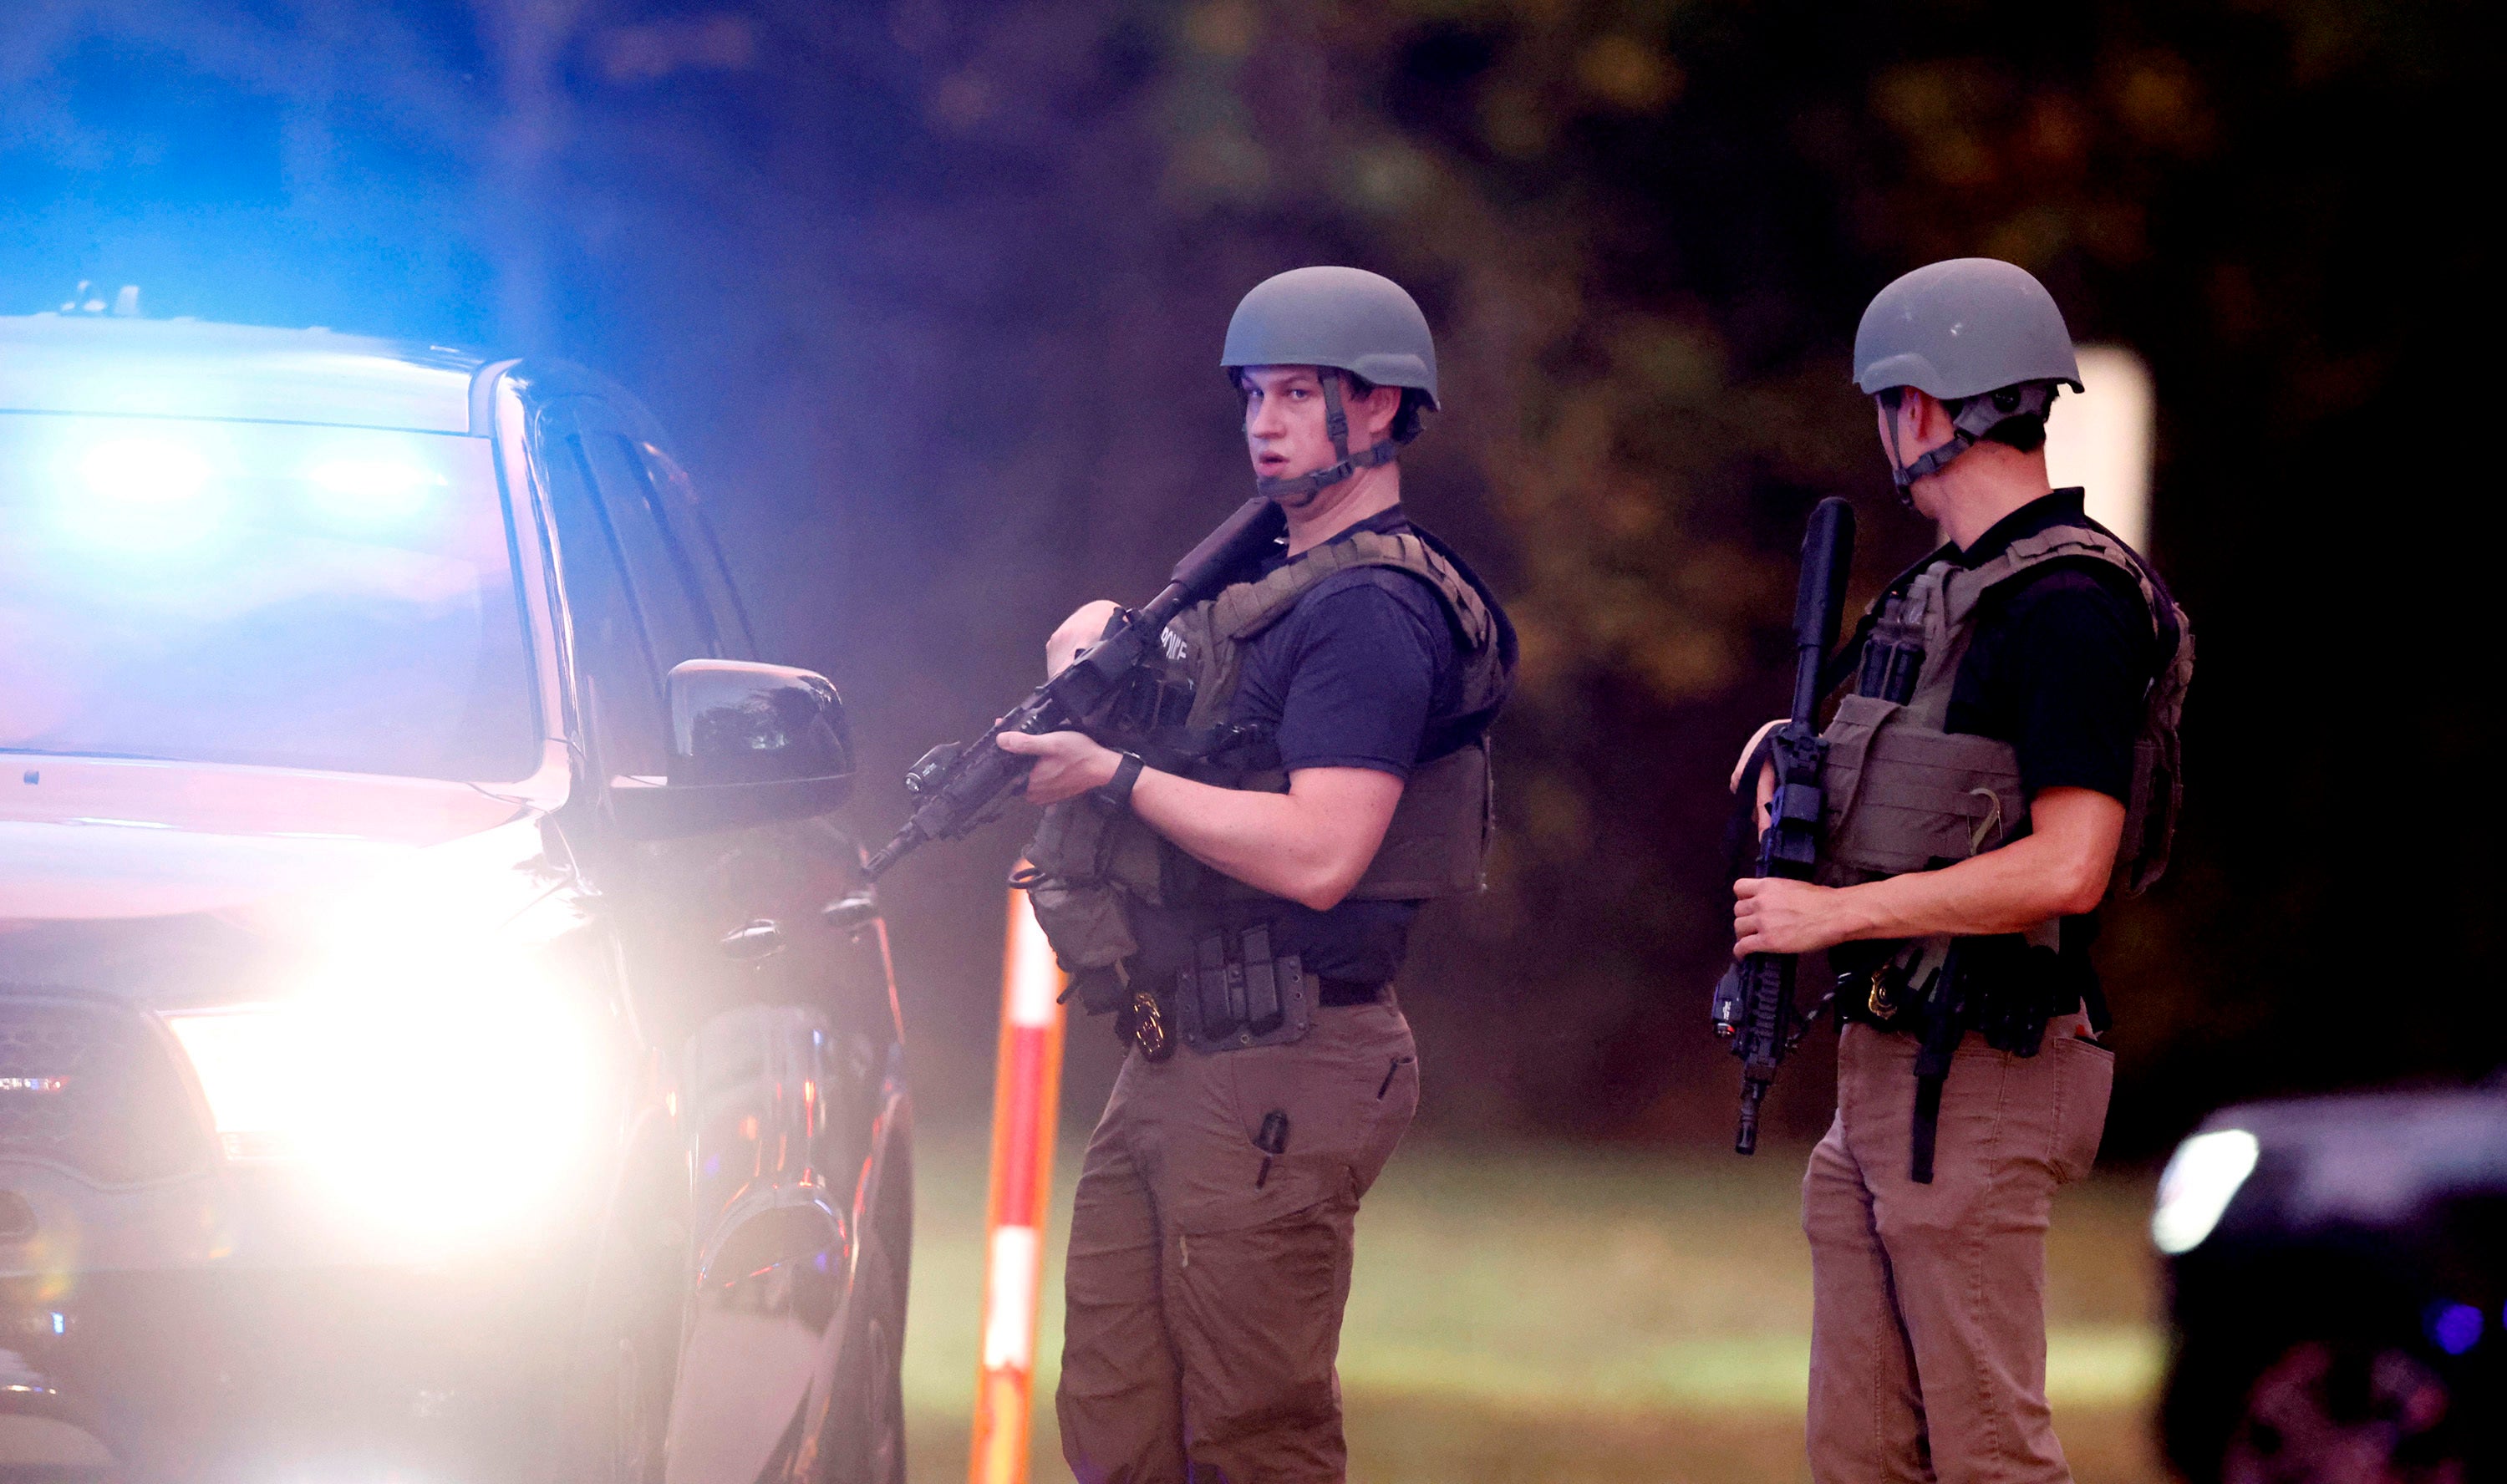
3,0,2489,1155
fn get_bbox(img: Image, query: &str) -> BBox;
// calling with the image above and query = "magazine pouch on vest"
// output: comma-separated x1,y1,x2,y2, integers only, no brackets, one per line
1817,516,2193,1180
1174,923,1315,1053
1017,523,1513,1047
1014,798,1151,1017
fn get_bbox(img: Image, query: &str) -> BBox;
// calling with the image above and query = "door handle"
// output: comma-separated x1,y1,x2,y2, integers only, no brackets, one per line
821,892,882,937
719,920,785,959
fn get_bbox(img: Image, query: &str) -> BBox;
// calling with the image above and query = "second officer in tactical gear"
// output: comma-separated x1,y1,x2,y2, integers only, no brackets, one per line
998,266,1514,1482
1732,257,2193,1482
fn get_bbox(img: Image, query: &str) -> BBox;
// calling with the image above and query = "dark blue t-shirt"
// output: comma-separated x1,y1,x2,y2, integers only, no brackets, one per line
1215,506,1467,983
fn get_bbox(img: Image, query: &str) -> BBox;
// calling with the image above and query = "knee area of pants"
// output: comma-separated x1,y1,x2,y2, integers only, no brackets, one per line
1193,1385,1340,1449
1873,1202,1983,1251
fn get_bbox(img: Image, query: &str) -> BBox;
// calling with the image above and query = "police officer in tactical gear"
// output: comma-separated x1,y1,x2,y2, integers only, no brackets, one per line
1732,257,2193,1482
999,266,1514,1483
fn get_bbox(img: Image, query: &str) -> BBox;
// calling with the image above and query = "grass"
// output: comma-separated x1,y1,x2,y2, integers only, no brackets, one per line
903,1126,2168,1482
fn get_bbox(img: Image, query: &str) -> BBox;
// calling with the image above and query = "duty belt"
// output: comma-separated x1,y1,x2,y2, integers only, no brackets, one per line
1833,937,2105,1184
1116,928,1389,1061
1316,978,1389,1006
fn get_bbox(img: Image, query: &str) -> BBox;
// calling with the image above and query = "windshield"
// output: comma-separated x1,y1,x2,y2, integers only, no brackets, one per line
0,414,538,781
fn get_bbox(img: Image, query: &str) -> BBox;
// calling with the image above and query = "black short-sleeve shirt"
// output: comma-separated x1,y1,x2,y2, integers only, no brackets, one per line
1183,505,1478,983
1941,489,2159,806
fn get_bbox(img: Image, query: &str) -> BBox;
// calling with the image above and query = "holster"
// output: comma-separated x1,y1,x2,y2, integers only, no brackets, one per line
1838,936,2078,1184
1173,923,1314,1055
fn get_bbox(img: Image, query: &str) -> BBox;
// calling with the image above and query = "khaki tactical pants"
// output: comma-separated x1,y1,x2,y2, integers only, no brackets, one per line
1803,1022,2114,1484
1056,994,1419,1484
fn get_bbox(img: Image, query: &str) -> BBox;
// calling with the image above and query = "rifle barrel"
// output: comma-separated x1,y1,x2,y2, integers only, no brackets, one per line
1789,498,1857,722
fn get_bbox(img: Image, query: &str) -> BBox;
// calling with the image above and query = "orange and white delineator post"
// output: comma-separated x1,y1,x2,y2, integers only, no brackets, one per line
969,883,1067,1484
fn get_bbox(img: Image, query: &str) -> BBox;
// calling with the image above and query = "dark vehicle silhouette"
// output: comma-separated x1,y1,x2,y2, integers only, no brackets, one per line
2153,1087,2502,1483
0,313,909,1482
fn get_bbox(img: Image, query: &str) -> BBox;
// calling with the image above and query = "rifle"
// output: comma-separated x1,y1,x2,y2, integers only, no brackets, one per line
862,496,1286,880
1711,496,1856,1154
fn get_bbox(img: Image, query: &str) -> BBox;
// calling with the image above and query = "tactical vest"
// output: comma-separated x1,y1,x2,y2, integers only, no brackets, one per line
1817,518,2194,978
1021,526,1513,994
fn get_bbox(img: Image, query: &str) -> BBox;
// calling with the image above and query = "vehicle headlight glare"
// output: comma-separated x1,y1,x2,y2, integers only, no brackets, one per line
166,948,607,1247
2151,1128,2260,1255
165,1006,314,1160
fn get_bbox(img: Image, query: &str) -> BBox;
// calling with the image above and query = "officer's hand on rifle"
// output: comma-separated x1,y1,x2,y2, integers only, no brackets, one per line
997,729,1120,806
1734,788,2129,962
1732,877,1855,959
1046,599,1124,678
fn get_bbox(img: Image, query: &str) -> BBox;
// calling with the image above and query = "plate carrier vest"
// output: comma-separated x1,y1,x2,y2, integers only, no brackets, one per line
1817,516,2194,994
1021,526,1512,1004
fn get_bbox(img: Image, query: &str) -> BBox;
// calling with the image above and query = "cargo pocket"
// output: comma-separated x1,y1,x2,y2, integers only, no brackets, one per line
1222,1009,1417,1216
2047,1035,2115,1185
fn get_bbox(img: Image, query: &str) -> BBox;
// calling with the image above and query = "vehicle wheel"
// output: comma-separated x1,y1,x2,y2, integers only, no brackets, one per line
2220,1340,2464,1484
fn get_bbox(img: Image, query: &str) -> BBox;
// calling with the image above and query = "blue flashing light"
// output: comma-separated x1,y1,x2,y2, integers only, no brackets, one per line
60,435,226,553
80,436,211,504
2429,1302,2483,1356
49,1312,64,1335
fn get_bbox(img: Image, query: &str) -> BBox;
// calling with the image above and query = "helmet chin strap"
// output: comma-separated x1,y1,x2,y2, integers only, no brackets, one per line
1255,372,1401,502
1882,382,2061,490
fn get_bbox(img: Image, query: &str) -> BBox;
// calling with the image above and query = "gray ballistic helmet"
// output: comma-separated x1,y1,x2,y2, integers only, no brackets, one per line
1222,266,1439,501
1854,257,2084,486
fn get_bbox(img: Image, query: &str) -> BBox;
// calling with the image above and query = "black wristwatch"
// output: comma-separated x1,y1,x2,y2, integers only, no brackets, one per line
1096,750,1146,811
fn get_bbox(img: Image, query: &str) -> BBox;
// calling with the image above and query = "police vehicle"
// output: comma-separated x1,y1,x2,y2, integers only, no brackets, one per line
2153,1084,2503,1481
0,310,911,1481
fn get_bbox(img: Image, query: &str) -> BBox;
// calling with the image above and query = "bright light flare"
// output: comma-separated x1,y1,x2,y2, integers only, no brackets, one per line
166,943,610,1248
79,436,211,502
2046,344,2155,551
165,1007,313,1160
58,435,227,552
303,455,447,522
2151,1128,2260,1255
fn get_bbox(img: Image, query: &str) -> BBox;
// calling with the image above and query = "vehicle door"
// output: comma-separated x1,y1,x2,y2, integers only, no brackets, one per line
531,398,887,1480
618,436,901,1195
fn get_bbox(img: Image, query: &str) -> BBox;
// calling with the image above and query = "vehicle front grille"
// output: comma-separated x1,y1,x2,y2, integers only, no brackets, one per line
0,996,212,1185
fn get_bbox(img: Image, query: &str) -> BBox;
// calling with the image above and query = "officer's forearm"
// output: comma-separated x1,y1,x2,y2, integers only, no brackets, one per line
1128,765,1402,912
1830,787,2126,940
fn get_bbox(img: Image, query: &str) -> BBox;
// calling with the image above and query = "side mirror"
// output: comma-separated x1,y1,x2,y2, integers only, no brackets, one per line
609,660,855,841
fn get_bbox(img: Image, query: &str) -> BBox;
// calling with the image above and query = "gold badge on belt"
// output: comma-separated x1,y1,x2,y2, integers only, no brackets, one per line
1122,988,1174,1062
